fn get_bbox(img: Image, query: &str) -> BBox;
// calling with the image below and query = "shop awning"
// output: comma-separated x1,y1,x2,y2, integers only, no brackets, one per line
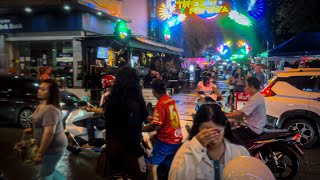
131,37,184,55
268,32,320,57
77,35,184,56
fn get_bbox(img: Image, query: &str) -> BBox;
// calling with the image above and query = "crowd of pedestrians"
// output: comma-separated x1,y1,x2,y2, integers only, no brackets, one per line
18,63,275,180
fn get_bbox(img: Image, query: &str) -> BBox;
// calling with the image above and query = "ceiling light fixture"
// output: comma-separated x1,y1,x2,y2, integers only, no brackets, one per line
24,7,32,13
63,5,71,11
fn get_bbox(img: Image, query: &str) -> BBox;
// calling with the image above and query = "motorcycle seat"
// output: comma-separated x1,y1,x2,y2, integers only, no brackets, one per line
248,130,297,143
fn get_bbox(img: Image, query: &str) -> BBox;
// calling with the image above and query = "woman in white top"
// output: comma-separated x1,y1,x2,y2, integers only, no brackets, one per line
196,71,222,111
169,104,250,180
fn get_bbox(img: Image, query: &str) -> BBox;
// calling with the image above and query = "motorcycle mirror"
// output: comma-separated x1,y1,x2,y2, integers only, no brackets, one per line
78,101,88,106
221,91,226,95
65,99,75,106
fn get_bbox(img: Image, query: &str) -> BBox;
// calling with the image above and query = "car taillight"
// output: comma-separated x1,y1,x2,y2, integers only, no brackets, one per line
261,82,276,97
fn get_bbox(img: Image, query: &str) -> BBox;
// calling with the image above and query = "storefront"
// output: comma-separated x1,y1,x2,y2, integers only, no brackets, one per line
77,35,183,102
0,2,184,101
78,35,183,81
0,3,120,89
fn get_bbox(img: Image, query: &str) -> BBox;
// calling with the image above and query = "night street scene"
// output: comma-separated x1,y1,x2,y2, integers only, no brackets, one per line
0,0,320,180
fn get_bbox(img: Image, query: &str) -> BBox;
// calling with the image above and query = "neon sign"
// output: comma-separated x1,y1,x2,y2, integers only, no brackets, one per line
175,0,230,15
158,0,259,30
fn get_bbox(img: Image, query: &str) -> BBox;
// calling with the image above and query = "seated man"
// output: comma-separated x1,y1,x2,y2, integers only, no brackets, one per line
226,77,266,142
142,79,183,180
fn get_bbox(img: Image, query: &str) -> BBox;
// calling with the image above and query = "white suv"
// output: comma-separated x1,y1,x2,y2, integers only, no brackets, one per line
262,68,320,148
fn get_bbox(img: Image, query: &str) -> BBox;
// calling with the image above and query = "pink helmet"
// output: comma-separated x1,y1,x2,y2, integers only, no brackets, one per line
101,75,115,88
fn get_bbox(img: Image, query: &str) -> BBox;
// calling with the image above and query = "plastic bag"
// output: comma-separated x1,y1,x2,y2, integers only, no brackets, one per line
13,131,37,165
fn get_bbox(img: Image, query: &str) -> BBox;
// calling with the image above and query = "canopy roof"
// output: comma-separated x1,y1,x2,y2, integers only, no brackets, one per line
268,32,320,57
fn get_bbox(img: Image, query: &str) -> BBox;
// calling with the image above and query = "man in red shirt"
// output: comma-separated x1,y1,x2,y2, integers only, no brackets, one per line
142,79,183,180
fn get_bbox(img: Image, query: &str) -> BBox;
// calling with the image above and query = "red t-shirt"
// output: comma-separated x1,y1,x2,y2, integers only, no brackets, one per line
152,94,183,144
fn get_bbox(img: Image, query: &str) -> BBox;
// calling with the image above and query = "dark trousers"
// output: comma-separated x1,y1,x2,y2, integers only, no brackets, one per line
106,139,147,180
87,118,105,145
232,126,261,144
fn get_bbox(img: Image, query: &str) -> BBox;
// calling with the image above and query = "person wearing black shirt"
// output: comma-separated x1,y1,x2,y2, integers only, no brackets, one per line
104,67,148,179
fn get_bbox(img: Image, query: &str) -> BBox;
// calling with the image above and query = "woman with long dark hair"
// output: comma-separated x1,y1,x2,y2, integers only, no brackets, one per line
32,79,67,179
104,67,148,179
169,104,249,180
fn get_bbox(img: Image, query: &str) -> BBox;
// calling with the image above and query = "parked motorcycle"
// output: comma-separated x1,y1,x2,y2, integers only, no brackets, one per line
243,126,304,179
64,101,105,153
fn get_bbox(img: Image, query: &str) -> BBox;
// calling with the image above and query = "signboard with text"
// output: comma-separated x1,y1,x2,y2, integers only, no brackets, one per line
0,18,23,32
235,92,250,110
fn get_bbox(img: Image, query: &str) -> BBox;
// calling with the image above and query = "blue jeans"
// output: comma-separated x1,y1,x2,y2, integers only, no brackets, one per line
40,151,65,180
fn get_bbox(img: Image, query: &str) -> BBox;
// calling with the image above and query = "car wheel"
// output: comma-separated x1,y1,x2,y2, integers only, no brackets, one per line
18,109,33,128
284,119,317,148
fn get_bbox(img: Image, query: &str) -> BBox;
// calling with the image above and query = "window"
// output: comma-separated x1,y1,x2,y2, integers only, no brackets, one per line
12,79,39,100
282,76,318,92
0,77,13,99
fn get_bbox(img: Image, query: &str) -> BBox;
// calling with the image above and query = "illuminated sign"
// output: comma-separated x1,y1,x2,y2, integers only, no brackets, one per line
175,0,230,15
159,0,231,24
158,0,262,28
0,19,22,30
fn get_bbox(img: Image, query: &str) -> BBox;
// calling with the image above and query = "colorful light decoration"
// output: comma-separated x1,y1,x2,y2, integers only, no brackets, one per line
158,0,263,27
114,20,130,40
216,40,252,60
229,10,252,26
159,3,174,20
217,41,232,59
167,13,186,27
247,0,265,18
159,0,230,24
164,24,171,41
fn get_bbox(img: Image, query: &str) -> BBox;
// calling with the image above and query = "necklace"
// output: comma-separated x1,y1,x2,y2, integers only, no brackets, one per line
207,142,226,162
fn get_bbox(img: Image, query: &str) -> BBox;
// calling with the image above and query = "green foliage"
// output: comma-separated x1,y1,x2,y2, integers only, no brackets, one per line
267,0,320,45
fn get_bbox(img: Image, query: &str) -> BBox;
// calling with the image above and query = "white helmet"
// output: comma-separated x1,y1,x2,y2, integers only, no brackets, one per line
223,156,275,180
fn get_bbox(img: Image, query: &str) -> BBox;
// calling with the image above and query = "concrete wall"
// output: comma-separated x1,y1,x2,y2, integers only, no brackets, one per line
0,35,8,74
122,0,148,37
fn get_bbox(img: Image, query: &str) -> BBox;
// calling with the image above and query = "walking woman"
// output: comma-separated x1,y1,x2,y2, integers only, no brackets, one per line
32,79,67,180
104,67,148,179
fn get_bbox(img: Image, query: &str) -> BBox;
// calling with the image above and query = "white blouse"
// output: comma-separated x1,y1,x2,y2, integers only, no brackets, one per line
169,137,250,180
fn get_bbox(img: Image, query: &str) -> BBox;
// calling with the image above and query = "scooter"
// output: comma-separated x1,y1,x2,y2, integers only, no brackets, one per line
64,101,105,153
243,126,304,179
196,91,226,110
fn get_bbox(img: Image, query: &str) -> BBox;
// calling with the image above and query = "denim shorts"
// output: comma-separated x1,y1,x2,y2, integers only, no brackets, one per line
148,139,181,167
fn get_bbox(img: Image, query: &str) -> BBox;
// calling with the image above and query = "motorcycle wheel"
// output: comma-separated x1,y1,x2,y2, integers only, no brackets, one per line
259,145,299,180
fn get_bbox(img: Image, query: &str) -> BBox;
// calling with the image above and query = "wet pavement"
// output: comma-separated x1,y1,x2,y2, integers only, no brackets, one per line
1,80,320,179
